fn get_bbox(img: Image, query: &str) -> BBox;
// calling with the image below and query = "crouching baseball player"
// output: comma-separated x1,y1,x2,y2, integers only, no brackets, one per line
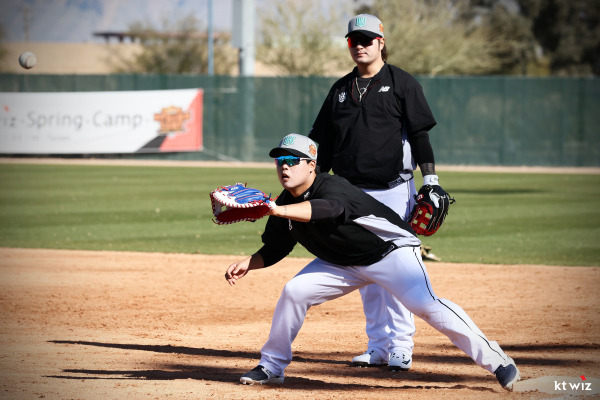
224,134,521,391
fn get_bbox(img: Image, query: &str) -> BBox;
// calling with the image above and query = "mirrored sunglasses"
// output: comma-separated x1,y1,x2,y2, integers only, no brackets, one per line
347,36,381,48
274,156,309,167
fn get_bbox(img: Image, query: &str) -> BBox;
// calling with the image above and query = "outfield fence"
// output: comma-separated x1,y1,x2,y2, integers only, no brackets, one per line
1,73,598,166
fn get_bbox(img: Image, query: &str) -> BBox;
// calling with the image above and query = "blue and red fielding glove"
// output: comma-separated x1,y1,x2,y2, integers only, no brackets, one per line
210,183,275,225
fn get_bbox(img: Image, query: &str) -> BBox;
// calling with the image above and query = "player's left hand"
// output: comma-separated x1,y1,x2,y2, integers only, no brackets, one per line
210,183,275,225
409,184,455,236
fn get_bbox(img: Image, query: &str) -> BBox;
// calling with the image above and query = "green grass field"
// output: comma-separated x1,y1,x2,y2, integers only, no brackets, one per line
0,163,598,266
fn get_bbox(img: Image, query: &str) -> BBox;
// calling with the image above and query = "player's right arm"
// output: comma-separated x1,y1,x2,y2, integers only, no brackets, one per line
269,198,346,222
268,202,312,222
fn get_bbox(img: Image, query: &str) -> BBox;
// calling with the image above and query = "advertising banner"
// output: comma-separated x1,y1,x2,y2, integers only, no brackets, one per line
0,89,203,154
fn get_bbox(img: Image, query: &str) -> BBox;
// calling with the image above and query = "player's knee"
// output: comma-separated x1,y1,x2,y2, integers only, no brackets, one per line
406,300,451,331
281,279,309,302
419,310,444,327
402,298,440,321
281,277,327,306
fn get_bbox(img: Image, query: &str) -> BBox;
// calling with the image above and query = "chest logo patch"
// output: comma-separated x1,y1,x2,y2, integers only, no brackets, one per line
379,86,391,92
338,92,347,102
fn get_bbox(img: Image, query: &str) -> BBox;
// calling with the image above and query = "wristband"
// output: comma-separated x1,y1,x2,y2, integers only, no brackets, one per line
423,174,439,186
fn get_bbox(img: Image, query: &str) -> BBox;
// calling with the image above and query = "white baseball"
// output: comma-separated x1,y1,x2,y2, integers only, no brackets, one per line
18,52,37,69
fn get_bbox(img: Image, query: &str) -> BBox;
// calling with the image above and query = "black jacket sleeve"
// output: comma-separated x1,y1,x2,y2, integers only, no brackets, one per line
309,199,344,220
401,78,437,134
408,130,435,165
393,68,437,166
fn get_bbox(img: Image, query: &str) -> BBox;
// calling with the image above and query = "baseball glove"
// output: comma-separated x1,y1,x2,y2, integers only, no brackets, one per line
210,183,275,225
409,185,455,236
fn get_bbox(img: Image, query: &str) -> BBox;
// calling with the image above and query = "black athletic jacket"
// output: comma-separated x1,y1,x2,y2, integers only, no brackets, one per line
309,63,437,189
257,173,421,267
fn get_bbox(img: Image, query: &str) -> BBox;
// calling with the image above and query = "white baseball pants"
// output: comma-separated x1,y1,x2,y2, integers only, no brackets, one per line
259,246,511,377
360,179,417,359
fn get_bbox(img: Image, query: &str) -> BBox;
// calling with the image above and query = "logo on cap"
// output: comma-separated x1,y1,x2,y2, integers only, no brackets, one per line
282,136,295,146
355,17,367,27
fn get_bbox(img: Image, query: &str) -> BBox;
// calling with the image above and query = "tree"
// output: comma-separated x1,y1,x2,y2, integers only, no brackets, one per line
257,0,355,76
458,0,542,75
518,0,600,75
259,0,597,76
110,14,236,75
356,0,536,76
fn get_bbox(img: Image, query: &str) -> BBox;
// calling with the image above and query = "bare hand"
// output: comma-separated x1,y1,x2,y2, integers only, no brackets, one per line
225,257,251,286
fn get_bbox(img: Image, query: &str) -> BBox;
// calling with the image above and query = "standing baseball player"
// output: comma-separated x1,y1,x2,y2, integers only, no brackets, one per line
225,134,520,391
308,13,448,370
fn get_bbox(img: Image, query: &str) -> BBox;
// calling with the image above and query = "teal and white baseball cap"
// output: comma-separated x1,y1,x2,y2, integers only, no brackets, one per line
346,14,384,39
269,133,318,160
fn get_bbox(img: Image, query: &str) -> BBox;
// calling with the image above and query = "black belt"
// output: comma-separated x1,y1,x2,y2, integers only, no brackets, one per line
388,174,414,189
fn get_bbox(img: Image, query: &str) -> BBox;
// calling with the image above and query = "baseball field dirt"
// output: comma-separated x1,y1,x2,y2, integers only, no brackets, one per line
1,248,599,400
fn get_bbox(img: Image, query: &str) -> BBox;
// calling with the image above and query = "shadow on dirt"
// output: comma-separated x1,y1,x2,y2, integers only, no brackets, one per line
45,364,497,392
45,339,595,392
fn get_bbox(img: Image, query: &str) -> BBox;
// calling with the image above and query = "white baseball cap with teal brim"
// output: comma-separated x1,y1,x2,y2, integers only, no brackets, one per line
346,14,384,39
269,133,318,161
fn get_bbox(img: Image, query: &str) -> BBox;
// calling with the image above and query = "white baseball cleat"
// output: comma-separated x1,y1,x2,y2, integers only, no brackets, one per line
388,351,412,371
352,349,387,367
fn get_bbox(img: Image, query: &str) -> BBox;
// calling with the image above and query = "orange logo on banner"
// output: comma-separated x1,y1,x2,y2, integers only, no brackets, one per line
154,106,191,134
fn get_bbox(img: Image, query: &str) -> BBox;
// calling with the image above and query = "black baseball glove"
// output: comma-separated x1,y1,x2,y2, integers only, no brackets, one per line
409,185,455,236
